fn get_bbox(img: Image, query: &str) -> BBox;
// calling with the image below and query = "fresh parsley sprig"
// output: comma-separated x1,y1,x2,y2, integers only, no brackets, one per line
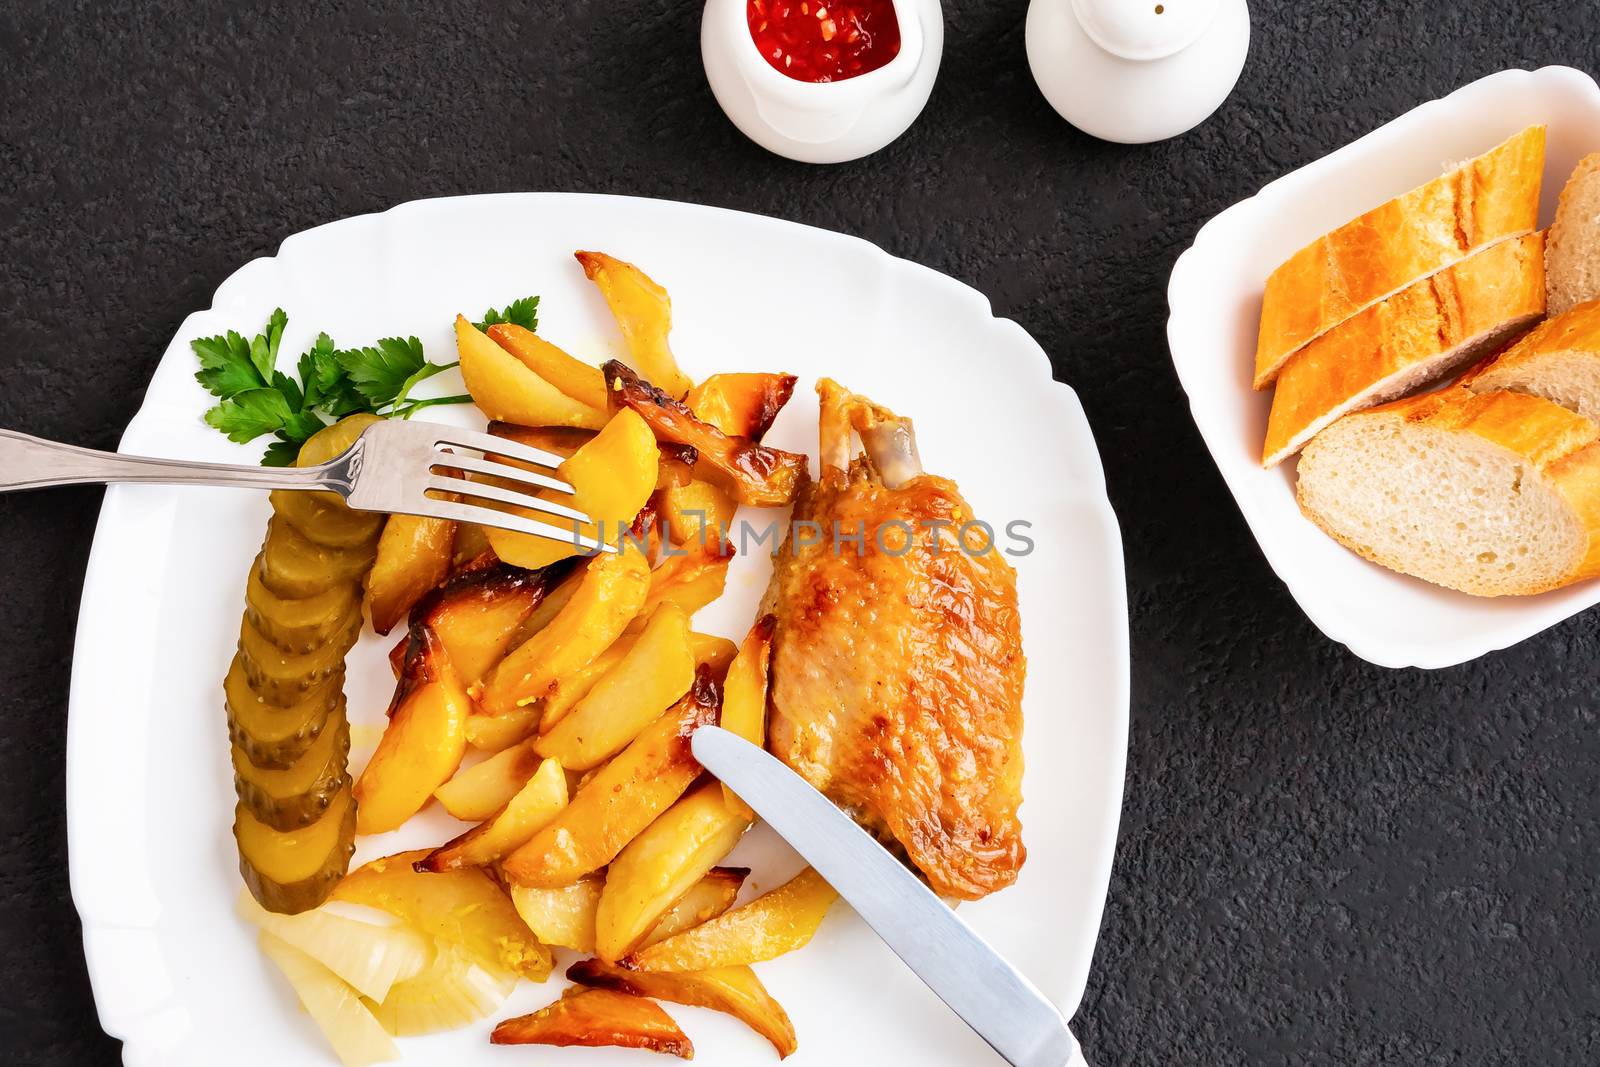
193,303,534,465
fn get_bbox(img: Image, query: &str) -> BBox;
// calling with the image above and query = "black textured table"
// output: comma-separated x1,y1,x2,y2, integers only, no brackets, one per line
4,2,1599,1064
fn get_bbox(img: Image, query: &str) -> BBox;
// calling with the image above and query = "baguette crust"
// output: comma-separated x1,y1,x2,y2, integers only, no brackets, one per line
1467,297,1600,407
1297,388,1600,595
1254,125,1545,389
1262,233,1546,466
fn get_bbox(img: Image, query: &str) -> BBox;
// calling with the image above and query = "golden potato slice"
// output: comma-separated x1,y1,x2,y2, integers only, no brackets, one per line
719,615,775,816
644,541,733,620
463,705,540,752
640,867,749,949
594,780,752,962
353,626,469,835
685,371,798,443
332,849,552,980
568,959,797,1059
474,546,650,716
484,408,661,570
500,669,718,888
487,323,609,411
604,360,807,507
537,631,640,733
365,514,455,636
510,877,603,952
575,250,694,400
536,603,695,772
623,867,838,972
415,563,554,685
420,757,567,871
456,315,606,430
432,739,542,821
688,633,739,679
492,987,692,1058
658,479,738,549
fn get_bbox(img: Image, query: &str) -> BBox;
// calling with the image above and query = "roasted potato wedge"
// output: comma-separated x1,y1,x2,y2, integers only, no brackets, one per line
456,314,607,429
501,668,719,888
537,631,640,733
353,625,470,835
644,540,734,620
569,959,798,1059
365,514,455,636
536,603,696,771
420,756,567,871
719,616,775,816
486,323,609,411
689,633,740,679
450,522,493,573
491,987,693,1058
641,867,749,949
510,876,603,953
332,849,552,980
474,546,650,716
464,705,540,752
685,371,798,443
595,780,752,962
575,250,694,400
658,480,738,549
623,867,837,972
413,562,554,685
483,408,661,570
604,360,807,507
432,739,543,821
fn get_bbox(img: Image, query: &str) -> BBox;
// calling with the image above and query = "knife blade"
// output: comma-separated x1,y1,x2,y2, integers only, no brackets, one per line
690,725,1085,1067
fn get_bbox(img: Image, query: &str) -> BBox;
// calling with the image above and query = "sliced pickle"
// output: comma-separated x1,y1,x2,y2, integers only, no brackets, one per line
239,612,361,704
297,414,383,468
226,654,345,768
236,783,358,914
270,490,385,549
259,516,377,599
233,709,352,831
245,562,363,654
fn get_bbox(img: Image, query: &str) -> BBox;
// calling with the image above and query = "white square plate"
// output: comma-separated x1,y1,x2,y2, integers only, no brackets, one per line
66,195,1129,1066
1168,65,1600,669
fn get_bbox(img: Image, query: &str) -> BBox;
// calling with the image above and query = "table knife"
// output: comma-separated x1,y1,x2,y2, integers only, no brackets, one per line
690,725,1090,1067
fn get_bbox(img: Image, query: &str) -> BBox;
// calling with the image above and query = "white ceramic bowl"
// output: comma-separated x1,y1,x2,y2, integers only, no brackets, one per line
702,0,942,163
1168,66,1600,669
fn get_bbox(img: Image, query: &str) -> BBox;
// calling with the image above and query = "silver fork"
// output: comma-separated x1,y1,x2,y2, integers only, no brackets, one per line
0,421,614,553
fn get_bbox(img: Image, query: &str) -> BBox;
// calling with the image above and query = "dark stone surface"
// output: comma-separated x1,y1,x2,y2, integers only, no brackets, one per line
2,1,1599,1064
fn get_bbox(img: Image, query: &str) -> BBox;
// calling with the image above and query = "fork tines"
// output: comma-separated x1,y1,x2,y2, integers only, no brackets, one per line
417,425,614,554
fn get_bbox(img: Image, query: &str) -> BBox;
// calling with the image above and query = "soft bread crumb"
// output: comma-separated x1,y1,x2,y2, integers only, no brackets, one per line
1547,154,1600,316
1297,401,1587,596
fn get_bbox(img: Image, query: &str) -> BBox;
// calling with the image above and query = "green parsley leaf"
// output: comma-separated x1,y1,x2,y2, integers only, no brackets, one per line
261,436,303,467
336,336,429,409
193,330,267,399
204,388,294,444
474,295,539,333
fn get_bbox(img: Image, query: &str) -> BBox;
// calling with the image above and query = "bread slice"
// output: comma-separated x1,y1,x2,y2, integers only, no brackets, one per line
1296,388,1600,596
1545,154,1600,316
1262,233,1546,466
1467,298,1600,420
1254,125,1545,390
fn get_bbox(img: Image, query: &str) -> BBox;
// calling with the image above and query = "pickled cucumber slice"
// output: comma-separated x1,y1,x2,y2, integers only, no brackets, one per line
233,709,351,831
259,516,377,599
297,413,383,467
236,784,358,914
239,611,361,704
270,490,385,549
226,654,345,768
245,562,363,654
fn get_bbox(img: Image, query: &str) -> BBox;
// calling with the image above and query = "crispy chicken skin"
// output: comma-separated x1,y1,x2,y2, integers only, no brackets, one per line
761,381,1026,900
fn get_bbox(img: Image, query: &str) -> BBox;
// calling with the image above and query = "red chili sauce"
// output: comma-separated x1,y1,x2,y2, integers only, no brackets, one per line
748,0,902,83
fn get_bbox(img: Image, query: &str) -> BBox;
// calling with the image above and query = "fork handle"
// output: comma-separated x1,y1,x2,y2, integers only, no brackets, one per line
0,429,336,493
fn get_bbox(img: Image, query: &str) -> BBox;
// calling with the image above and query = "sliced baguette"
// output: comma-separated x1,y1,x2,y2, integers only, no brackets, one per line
1254,125,1545,389
1467,298,1600,419
1262,233,1546,467
1296,388,1600,596
1545,154,1600,316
